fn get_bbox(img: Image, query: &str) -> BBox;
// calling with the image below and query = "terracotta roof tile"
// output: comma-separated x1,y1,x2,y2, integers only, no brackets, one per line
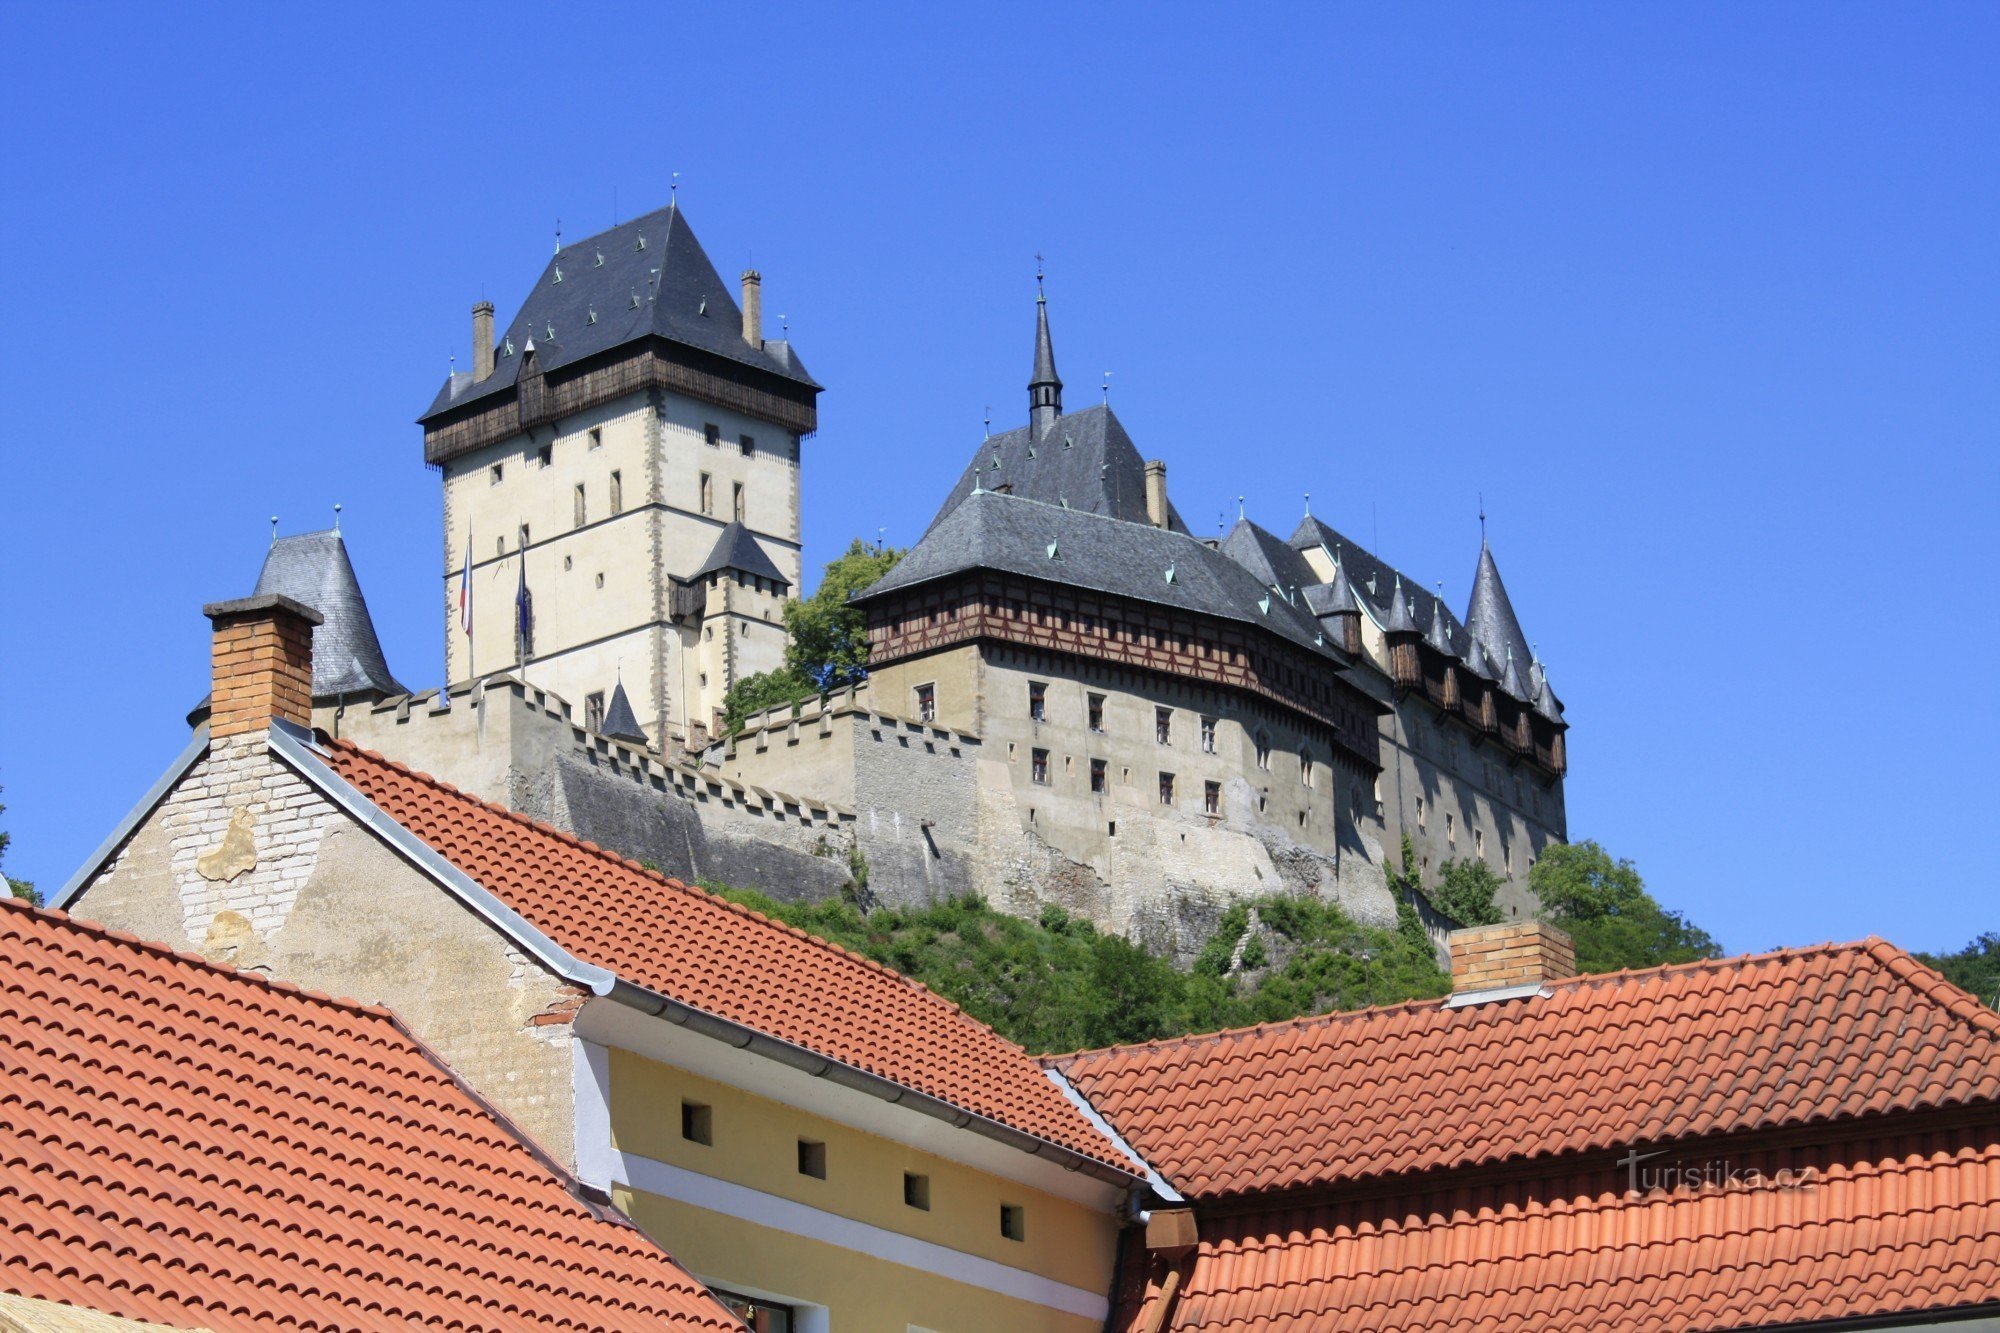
319,739,1136,1174
1050,941,2000,1198
1114,1124,2000,1331
0,897,741,1332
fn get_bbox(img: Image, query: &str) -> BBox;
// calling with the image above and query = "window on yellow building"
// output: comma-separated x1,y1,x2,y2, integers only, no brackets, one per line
914,683,936,722
1000,1204,1027,1242
797,1139,826,1179
733,481,745,523
713,1289,793,1333
680,1101,711,1146
903,1172,931,1210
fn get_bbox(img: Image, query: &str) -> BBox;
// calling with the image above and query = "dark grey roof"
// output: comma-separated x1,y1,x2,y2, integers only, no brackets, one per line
251,530,407,699
1383,576,1417,634
1464,543,1534,698
421,203,816,422
1288,514,1468,656
1499,644,1528,698
690,521,789,585
1529,659,1564,721
859,490,1336,659
600,679,649,745
1303,558,1359,617
1031,290,1061,396
1220,520,1320,600
926,404,1189,535
1424,596,1457,655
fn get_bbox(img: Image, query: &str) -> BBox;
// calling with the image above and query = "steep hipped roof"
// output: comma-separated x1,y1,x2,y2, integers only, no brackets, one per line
862,490,1336,660
0,897,738,1331
1219,520,1319,600
251,529,407,699
1051,939,2000,1200
690,520,789,585
925,404,1189,535
421,203,816,423
1464,541,1534,686
317,741,1139,1176
599,680,648,746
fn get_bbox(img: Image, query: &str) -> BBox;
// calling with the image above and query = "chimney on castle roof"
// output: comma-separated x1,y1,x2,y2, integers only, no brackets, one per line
1446,921,1576,1003
740,270,762,347
1144,460,1169,529
471,301,496,381
202,594,321,743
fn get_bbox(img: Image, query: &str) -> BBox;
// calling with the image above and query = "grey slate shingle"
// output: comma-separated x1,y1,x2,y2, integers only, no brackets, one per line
924,404,1190,536
691,521,789,586
251,530,407,699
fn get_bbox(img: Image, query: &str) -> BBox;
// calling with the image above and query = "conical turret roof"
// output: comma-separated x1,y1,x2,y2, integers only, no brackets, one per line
252,530,406,699
1383,576,1417,634
1425,597,1457,655
1464,542,1534,684
599,679,649,746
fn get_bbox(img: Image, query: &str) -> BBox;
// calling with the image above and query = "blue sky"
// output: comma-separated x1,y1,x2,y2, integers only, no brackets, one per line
2,4,1994,954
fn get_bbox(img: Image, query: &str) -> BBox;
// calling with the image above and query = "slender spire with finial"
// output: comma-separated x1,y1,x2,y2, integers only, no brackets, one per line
1303,492,1311,517
269,515,279,545
1237,495,1246,520
554,218,562,255
1028,255,1063,437
333,503,342,533
1479,492,1487,546
983,405,991,439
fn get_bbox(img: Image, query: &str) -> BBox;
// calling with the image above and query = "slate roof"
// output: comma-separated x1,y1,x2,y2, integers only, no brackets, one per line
598,680,648,746
924,405,1189,535
1464,540,1535,688
1061,939,2000,1331
250,530,407,699
1287,514,1467,653
690,521,788,586
421,203,816,423
1218,520,1319,600
860,490,1336,660
318,741,1141,1176
0,897,739,1331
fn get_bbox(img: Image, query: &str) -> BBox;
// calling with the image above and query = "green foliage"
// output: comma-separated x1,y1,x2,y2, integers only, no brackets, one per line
1917,933,2000,1010
718,539,905,734
1431,858,1505,927
2,787,35,907
1529,840,1719,974
710,886,1449,1053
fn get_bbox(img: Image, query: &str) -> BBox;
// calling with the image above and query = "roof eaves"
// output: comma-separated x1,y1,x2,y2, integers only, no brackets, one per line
51,728,210,910
1043,1065,1179,1200
268,721,618,995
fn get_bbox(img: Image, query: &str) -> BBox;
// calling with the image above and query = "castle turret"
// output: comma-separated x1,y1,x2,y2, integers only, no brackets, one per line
1028,278,1062,439
1464,541,1534,700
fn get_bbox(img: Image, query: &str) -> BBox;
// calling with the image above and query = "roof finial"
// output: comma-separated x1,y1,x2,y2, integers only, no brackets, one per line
269,515,279,545
1035,251,1045,299
333,502,342,533
779,313,789,337
1237,495,1246,520
1101,371,1112,404
1478,492,1487,546
984,405,991,438
877,526,887,552
1303,492,1311,517
554,218,561,255
670,172,679,207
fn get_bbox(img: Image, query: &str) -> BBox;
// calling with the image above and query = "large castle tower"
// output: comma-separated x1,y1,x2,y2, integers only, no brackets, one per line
418,204,819,749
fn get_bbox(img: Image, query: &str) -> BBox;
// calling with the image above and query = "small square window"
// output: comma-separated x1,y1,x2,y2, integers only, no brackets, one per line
588,426,603,450
740,433,755,457
536,444,552,468
1107,820,1117,837
1000,1204,1026,1242
489,463,503,485
680,1101,712,1146
573,483,587,528
797,1139,826,1179
1028,682,1047,723
585,691,605,733
518,523,530,548
704,422,720,446
1031,748,1050,785
1090,758,1107,794
903,1172,931,1210
915,683,937,723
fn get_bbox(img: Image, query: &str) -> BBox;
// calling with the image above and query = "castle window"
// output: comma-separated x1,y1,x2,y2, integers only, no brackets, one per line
496,536,505,556
915,683,936,722
700,472,714,515
1158,772,1175,805
1204,781,1221,816
585,692,605,732
573,484,586,528
680,1101,712,1146
1301,750,1313,788
797,1139,826,1179
489,463,503,485
1298,810,1309,829
1447,812,1456,849
1255,732,1271,771
903,1173,931,1211
1259,790,1268,813
714,1290,794,1333
1200,716,1217,754
1028,682,1047,723
609,471,623,514
536,444,552,468
704,422,720,447
518,524,530,548
1155,707,1172,745
1476,827,1486,859
1416,797,1427,834
563,555,573,570
733,482,745,523
1091,758,1107,794
1503,840,1512,874
595,572,605,588
739,433,755,457
1087,693,1105,732
588,426,602,450
1000,1204,1027,1242
1031,748,1049,784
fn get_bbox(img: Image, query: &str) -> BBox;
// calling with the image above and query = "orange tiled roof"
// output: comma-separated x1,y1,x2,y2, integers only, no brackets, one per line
1050,940,2000,1198
1114,1123,2000,1331
319,739,1136,1174
0,897,741,1333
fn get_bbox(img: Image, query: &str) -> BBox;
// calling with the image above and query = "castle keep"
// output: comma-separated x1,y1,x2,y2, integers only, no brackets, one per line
229,202,1566,940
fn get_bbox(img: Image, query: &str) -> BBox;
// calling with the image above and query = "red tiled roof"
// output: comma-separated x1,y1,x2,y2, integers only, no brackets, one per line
1050,940,2000,1198
319,739,1136,1174
0,898,739,1332
1115,1123,2000,1331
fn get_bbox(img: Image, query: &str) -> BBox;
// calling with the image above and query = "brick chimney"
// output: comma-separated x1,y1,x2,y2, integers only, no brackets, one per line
472,301,495,380
1144,459,1169,528
740,270,762,347
203,594,322,741
1447,921,1576,999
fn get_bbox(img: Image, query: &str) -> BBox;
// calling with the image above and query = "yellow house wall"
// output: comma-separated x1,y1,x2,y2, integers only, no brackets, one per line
607,1050,1118,1321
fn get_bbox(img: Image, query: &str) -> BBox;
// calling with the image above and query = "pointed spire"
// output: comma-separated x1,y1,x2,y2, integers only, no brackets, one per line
1383,575,1417,634
1028,260,1062,438
1425,597,1457,656
1530,657,1562,720
1500,644,1528,699
1463,541,1534,684
599,679,649,746
1320,551,1359,615
1462,632,1495,680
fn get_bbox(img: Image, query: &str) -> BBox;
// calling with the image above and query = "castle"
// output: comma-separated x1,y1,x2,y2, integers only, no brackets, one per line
248,201,1567,942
